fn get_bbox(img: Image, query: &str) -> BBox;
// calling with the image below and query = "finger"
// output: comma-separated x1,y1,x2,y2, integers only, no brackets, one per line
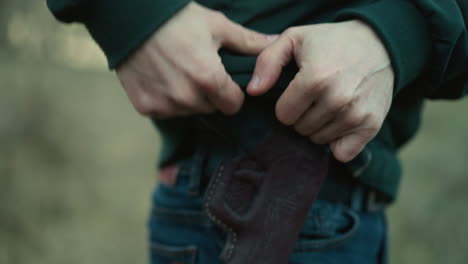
169,89,217,114
275,72,325,125
295,94,352,138
310,105,370,144
308,115,355,145
293,77,355,135
146,50,217,115
246,31,298,96
213,14,276,55
195,59,245,115
191,97,217,113
135,90,186,118
329,133,369,163
166,77,218,114
309,120,350,145
126,69,192,118
181,93,217,114
294,101,336,136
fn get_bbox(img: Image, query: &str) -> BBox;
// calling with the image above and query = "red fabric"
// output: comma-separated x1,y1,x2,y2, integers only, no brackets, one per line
158,165,179,186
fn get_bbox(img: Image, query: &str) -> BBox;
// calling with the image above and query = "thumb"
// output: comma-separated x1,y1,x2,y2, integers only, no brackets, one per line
330,134,368,163
246,32,298,96
215,15,276,55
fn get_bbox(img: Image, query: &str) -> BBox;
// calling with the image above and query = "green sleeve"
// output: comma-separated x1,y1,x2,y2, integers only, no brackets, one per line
335,0,468,99
46,0,191,69
411,0,468,99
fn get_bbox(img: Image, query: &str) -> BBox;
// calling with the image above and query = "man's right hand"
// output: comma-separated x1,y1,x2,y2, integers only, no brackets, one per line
116,2,274,119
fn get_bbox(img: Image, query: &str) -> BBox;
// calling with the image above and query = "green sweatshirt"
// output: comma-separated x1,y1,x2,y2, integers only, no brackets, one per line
47,0,468,201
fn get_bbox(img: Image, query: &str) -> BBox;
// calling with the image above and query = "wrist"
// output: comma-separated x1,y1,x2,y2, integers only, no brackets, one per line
343,20,393,77
334,1,431,93
352,20,391,61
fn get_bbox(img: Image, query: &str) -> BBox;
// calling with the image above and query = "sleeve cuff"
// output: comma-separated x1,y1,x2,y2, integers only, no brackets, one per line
82,0,191,69
335,0,431,93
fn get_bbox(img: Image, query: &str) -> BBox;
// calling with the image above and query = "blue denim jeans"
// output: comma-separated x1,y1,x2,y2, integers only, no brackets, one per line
148,156,388,264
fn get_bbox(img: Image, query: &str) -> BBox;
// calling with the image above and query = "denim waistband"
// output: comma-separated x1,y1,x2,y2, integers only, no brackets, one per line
158,144,387,214
158,109,388,213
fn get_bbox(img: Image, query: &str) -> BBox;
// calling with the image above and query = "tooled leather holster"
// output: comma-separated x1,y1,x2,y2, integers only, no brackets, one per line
204,125,330,264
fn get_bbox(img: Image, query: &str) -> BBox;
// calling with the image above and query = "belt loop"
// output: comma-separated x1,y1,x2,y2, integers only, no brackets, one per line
366,190,388,212
349,185,365,211
188,147,205,196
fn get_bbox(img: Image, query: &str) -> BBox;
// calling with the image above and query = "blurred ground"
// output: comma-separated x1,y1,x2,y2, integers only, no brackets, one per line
0,2,468,264
391,99,468,264
0,51,158,264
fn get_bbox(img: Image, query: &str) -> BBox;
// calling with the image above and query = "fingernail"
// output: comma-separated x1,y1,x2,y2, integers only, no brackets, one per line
248,75,261,91
266,34,279,42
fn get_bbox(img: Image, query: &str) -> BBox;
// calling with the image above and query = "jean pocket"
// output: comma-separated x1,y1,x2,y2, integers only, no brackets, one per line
151,242,198,264
293,200,360,252
157,146,207,198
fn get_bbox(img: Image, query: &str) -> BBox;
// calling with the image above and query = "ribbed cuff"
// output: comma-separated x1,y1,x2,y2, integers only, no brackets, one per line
335,0,431,93
82,0,191,68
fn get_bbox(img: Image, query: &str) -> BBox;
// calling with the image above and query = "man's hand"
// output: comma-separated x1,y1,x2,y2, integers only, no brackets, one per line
116,2,273,118
246,21,394,163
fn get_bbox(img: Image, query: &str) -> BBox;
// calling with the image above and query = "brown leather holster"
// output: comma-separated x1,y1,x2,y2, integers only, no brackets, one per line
204,125,330,264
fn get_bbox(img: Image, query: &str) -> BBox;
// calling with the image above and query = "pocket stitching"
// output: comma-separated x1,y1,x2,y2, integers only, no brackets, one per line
204,163,238,262
294,207,360,252
151,242,198,264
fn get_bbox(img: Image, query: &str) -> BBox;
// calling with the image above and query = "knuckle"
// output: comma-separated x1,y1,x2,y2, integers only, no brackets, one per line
310,135,325,144
342,118,360,130
361,130,377,142
303,75,331,94
215,11,227,20
343,111,364,128
229,92,244,111
294,125,310,136
300,80,322,97
256,52,271,67
279,118,293,126
211,11,227,24
335,94,352,106
307,69,340,92
360,121,381,139
243,31,258,49
134,104,151,116
171,93,194,108
133,97,153,116
194,68,219,90
329,94,352,111
134,96,175,118
200,105,217,113
152,105,176,119
257,50,270,66
217,71,231,89
346,116,362,128
285,27,300,38
276,110,294,126
313,82,327,94
368,121,381,134
361,112,374,122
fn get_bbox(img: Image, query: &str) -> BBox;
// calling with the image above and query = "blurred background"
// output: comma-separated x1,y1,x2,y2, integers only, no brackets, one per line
0,1,467,264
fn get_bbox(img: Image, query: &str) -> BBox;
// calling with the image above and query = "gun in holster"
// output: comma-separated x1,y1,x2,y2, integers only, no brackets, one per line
204,124,330,264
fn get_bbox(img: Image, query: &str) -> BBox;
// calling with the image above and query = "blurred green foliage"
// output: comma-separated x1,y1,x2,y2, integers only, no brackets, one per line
0,1,467,264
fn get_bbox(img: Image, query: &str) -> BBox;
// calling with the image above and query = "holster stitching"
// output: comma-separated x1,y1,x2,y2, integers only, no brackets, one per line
204,164,238,261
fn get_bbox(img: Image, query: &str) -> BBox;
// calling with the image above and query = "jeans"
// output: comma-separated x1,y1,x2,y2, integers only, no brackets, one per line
148,157,388,264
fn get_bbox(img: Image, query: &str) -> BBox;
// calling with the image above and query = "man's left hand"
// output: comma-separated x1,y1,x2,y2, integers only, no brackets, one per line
246,20,394,163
